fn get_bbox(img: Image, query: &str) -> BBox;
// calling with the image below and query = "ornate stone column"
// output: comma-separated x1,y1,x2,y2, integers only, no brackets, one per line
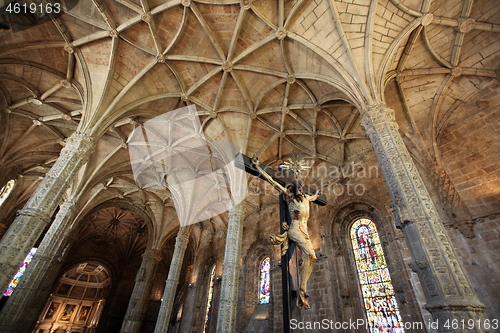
216,202,244,333
0,197,80,332
120,248,162,333
360,105,489,332
154,225,192,333
178,229,213,333
0,131,95,293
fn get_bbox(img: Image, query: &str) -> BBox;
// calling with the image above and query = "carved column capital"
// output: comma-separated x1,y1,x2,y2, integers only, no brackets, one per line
61,131,96,160
176,225,192,249
142,248,162,263
59,197,78,213
16,208,52,225
360,104,397,133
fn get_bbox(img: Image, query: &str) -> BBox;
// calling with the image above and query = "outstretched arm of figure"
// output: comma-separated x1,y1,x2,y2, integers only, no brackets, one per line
306,189,321,202
253,160,288,194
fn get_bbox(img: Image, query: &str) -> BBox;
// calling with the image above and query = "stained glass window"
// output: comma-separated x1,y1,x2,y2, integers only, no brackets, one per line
203,265,216,333
259,257,271,304
3,247,37,297
350,218,404,333
0,179,15,207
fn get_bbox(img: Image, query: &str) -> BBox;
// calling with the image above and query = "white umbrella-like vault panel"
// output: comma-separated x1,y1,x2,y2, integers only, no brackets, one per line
128,105,247,227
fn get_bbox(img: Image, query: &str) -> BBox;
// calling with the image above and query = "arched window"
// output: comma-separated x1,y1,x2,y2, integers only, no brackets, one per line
203,265,216,333
258,257,271,304
350,218,404,332
3,247,37,297
0,179,15,207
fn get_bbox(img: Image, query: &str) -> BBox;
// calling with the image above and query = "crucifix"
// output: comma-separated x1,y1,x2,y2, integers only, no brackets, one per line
236,153,326,333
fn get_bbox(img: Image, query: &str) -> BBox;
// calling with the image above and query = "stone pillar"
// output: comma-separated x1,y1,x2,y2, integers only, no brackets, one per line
360,105,489,332
0,131,95,293
120,248,162,333
0,197,79,332
178,229,213,333
216,202,244,333
154,225,192,333
177,266,198,333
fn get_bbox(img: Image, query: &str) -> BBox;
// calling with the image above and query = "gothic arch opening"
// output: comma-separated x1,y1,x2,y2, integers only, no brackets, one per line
258,257,271,305
331,202,424,332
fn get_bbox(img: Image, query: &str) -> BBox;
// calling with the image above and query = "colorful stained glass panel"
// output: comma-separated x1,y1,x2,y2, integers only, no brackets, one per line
0,179,15,207
259,257,271,304
350,218,405,333
3,247,37,297
203,265,216,333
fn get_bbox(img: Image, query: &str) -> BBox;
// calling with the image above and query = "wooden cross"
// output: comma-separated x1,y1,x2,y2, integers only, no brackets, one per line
235,153,326,333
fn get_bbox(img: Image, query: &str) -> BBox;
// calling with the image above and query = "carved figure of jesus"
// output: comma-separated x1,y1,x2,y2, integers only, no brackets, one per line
255,163,320,309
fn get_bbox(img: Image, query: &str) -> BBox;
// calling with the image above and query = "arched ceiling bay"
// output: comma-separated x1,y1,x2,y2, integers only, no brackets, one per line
0,0,498,236
77,205,149,262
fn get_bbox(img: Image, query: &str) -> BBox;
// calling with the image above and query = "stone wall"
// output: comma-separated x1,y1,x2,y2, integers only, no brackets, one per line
0,161,497,333
447,213,500,321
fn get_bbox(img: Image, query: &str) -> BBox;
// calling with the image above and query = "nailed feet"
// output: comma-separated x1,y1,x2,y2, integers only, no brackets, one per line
297,289,310,310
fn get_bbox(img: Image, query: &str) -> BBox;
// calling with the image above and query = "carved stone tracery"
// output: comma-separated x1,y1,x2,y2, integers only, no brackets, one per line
0,197,80,332
360,105,489,330
0,132,95,296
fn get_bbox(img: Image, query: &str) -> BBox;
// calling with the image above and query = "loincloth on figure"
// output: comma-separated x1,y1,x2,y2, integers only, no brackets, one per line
288,223,316,259
271,222,316,260
270,222,290,256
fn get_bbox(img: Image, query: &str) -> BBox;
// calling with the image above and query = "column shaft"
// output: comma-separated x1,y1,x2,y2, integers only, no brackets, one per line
0,197,79,332
120,248,162,333
361,106,488,332
178,230,212,333
216,202,244,333
154,225,192,333
0,132,94,293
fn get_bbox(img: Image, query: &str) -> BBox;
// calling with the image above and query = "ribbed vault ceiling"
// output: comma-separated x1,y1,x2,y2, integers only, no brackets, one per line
0,0,498,239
